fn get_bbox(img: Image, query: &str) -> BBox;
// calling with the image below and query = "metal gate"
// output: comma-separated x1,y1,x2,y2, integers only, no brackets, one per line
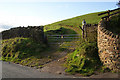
47,34,81,48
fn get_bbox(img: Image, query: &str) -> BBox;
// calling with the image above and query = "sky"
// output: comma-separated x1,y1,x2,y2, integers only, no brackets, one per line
0,0,119,32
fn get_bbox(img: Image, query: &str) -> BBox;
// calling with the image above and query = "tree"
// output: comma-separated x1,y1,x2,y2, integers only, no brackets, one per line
117,0,120,8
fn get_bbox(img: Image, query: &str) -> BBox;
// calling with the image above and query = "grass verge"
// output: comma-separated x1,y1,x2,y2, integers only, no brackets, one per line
1,37,53,68
64,41,103,76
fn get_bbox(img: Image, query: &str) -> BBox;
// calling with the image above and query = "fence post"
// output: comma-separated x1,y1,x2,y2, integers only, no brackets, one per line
107,10,110,21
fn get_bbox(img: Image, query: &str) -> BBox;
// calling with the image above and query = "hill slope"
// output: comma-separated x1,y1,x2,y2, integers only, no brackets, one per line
44,11,105,33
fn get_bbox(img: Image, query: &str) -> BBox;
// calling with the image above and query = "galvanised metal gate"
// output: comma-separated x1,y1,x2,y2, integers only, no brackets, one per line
47,34,81,48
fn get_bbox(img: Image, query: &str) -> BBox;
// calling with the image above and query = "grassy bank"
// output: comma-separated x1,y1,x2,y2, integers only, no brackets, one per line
1,37,52,68
64,41,101,76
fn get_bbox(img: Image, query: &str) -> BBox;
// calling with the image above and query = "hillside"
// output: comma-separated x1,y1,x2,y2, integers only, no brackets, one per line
44,11,105,33
44,11,103,46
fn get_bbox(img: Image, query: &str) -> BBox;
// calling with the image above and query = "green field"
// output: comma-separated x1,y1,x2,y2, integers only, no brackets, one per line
44,11,105,33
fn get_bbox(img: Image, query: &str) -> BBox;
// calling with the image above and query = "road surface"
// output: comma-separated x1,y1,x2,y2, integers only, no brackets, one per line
1,61,119,79
1,61,75,78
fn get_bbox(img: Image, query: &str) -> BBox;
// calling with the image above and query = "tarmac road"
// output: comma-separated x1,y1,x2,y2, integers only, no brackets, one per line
1,61,74,78
1,61,119,79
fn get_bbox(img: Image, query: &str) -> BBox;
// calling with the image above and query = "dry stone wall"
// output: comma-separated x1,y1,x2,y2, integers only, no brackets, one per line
2,26,44,43
98,20,120,72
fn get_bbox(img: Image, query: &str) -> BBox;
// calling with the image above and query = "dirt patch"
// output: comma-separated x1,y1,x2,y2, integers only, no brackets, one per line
39,57,66,74
38,56,86,78
38,57,119,78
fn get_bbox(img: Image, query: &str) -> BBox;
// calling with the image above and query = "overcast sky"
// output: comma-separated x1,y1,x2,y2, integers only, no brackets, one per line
0,0,119,32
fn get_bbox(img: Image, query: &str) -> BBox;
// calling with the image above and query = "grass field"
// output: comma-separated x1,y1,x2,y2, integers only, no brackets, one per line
44,11,105,33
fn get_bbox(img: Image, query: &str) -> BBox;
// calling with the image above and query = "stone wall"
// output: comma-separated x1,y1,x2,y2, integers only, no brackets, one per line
98,20,120,72
2,26,44,43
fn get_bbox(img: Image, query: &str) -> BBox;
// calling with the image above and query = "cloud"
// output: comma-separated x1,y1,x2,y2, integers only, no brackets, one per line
0,24,12,29
0,24,12,32
0,28,5,32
